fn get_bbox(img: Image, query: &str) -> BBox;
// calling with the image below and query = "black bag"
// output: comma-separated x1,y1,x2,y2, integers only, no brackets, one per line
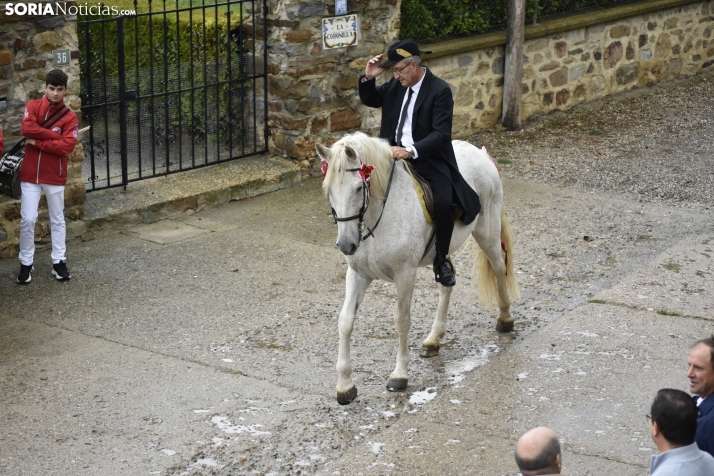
0,105,71,199
0,140,26,199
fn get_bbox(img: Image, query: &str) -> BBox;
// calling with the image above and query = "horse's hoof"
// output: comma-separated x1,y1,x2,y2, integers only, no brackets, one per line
496,320,514,333
419,344,440,358
386,378,408,392
336,386,358,405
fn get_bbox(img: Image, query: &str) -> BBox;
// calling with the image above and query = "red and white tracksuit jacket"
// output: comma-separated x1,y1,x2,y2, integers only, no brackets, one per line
19,96,78,186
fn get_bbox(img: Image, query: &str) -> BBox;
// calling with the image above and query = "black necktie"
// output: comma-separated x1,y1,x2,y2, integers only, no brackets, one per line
396,88,413,147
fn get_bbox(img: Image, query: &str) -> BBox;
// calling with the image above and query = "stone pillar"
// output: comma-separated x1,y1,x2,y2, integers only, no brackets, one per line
0,11,83,259
265,0,400,178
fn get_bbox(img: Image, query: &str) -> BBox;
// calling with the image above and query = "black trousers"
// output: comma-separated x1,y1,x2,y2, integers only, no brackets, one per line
412,158,455,267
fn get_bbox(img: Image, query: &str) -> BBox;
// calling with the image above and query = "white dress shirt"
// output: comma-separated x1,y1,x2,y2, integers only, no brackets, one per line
395,68,426,158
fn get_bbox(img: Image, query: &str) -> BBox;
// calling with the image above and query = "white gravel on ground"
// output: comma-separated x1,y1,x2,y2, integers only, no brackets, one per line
474,70,714,208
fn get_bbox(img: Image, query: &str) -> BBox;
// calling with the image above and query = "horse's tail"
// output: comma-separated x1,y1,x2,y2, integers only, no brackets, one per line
474,206,521,309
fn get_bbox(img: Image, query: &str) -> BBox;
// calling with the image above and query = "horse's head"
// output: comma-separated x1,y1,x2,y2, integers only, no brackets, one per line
316,141,368,256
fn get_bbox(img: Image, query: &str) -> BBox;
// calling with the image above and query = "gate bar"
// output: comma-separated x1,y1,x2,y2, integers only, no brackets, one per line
117,16,129,188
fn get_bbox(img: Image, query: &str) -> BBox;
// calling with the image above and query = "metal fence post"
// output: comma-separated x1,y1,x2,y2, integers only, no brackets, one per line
117,16,129,189
263,0,270,147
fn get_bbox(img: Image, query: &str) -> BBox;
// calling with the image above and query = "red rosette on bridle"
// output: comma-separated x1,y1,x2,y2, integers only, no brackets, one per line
357,163,374,182
358,163,375,196
320,158,328,181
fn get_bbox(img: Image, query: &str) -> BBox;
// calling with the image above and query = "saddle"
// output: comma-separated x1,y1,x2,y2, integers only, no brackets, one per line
402,160,463,226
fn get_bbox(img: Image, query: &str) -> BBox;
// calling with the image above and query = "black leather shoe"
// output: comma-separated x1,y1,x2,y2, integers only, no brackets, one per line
435,261,456,287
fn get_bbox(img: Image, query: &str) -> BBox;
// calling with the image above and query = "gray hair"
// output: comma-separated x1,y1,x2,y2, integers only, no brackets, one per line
401,55,422,67
514,435,560,473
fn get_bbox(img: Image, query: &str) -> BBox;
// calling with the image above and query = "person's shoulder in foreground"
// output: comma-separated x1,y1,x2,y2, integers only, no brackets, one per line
648,388,714,476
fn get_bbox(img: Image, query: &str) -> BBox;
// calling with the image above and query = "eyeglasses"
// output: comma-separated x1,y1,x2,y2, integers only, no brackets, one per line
391,61,413,77
646,414,652,421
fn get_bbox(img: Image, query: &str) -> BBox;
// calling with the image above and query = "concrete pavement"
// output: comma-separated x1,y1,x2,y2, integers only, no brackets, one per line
1,173,712,475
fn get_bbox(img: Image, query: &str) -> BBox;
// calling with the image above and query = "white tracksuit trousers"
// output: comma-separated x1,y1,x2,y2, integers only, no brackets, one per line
19,181,66,266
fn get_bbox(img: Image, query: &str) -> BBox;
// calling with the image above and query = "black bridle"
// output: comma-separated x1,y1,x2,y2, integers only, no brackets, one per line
330,159,397,241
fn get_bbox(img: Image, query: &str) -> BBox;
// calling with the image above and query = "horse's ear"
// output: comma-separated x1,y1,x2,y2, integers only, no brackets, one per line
315,143,331,162
345,146,357,160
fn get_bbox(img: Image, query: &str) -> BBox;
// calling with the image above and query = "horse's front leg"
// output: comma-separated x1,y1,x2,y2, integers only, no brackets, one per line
336,266,371,405
387,271,416,392
420,284,453,357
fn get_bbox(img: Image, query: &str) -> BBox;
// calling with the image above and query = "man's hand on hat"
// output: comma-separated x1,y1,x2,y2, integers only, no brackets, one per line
365,54,384,81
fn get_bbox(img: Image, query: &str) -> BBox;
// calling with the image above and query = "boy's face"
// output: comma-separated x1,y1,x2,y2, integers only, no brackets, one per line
44,83,67,105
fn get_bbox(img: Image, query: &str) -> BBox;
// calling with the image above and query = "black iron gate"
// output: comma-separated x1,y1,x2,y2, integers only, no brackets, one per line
78,0,268,191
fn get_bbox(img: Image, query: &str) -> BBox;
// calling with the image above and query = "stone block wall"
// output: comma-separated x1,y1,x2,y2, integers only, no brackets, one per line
266,0,400,177
268,0,712,158
422,1,714,134
0,13,84,259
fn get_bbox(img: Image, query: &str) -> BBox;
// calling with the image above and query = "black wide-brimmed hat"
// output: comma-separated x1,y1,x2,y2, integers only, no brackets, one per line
378,39,432,69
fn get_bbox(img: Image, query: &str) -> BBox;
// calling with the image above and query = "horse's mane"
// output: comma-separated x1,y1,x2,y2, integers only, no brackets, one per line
322,132,394,199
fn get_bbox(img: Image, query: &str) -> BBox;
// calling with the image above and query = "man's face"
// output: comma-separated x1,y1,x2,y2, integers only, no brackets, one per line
687,343,714,398
44,84,67,105
390,60,419,88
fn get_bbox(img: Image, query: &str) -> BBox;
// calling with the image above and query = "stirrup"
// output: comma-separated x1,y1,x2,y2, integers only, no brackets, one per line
434,258,455,280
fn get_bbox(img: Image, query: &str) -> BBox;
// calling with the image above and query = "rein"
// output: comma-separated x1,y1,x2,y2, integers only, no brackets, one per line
330,158,397,241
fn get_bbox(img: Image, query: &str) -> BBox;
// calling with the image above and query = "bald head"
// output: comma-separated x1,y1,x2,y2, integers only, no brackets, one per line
515,427,561,475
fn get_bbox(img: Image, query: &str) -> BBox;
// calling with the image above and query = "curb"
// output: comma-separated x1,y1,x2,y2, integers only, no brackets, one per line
69,155,303,242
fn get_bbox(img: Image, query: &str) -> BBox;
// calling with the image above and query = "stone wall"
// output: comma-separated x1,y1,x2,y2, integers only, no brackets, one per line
265,0,400,177
422,1,714,135
0,12,84,259
267,0,713,171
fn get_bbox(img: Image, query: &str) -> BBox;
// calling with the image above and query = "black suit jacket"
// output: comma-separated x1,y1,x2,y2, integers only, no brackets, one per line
695,395,714,457
359,68,480,225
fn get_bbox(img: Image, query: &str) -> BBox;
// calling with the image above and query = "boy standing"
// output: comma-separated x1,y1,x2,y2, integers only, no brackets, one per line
17,70,78,283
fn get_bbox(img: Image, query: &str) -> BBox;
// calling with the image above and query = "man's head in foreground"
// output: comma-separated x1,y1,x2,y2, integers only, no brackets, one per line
515,426,562,475
649,388,698,451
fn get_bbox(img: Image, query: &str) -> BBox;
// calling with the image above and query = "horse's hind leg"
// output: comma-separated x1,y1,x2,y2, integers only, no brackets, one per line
336,266,371,405
489,250,514,333
386,271,417,392
420,284,453,357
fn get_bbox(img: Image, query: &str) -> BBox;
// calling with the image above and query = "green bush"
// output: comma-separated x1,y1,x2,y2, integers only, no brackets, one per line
78,13,244,78
401,0,644,43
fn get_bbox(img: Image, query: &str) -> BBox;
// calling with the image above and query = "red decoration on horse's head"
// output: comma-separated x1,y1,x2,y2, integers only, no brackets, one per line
358,163,375,197
320,158,329,181
357,163,375,182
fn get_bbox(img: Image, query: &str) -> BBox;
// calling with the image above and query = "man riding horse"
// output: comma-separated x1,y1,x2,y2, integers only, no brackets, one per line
358,39,481,287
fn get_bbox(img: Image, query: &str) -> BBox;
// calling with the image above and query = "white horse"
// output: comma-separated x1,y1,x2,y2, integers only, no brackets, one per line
316,132,520,405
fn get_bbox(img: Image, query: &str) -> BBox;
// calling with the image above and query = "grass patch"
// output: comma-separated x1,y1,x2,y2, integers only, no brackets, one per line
586,125,606,135
656,309,681,316
588,299,606,304
497,158,512,165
